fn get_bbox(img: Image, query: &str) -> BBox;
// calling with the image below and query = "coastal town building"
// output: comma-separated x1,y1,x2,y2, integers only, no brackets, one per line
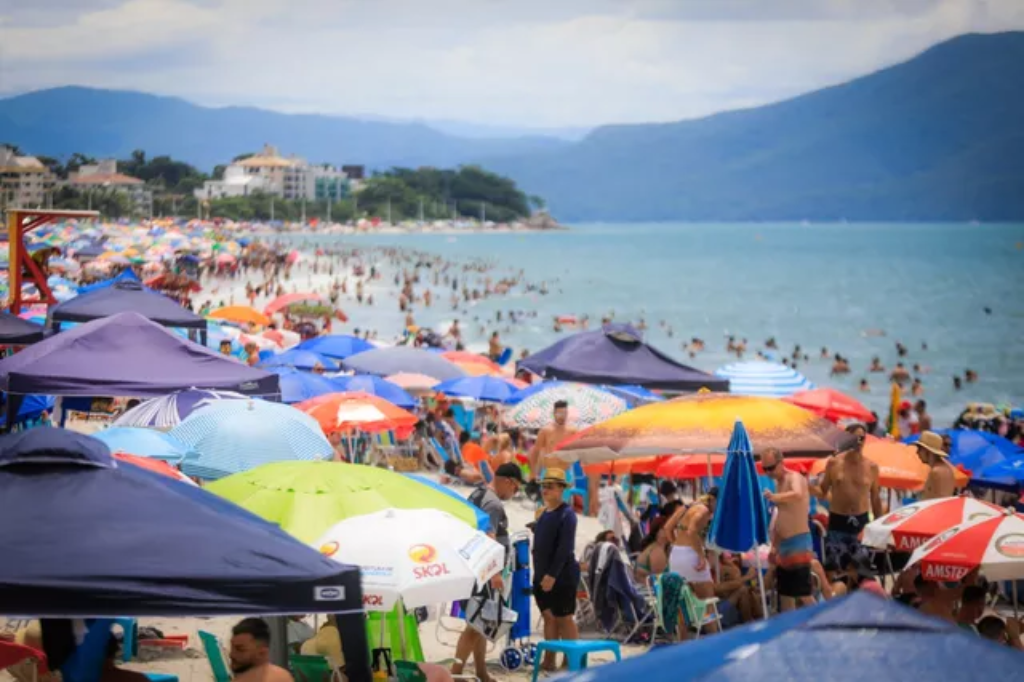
69,159,153,216
0,146,56,209
194,145,357,202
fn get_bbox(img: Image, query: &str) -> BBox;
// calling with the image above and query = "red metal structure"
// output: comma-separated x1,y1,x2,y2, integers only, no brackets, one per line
6,208,98,313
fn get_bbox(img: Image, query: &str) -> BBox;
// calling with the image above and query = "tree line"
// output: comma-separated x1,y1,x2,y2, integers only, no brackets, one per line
3,146,544,222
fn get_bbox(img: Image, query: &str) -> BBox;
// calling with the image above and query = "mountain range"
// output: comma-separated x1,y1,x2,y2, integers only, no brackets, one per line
2,31,1021,221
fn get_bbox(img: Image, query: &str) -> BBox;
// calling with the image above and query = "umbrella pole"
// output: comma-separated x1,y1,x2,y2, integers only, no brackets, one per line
397,600,408,660
754,546,769,619
1014,580,1019,620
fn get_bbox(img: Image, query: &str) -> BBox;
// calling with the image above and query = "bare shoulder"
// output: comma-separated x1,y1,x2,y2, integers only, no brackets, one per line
269,664,295,682
868,459,881,477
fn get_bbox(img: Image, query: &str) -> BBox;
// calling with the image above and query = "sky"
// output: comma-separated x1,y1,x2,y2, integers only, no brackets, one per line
1,0,1023,130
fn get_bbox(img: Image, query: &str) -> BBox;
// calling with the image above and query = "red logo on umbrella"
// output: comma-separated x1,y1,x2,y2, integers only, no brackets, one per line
995,534,1024,558
408,544,438,564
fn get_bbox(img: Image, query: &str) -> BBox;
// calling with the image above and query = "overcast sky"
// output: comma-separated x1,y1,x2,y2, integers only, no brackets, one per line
2,0,1022,128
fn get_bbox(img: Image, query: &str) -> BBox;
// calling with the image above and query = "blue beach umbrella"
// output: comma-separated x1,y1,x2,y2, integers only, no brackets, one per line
577,592,1022,682
714,361,814,397
709,419,770,614
435,376,520,403
297,334,374,360
905,429,1023,474
600,384,665,405
0,393,55,426
171,399,334,481
112,389,248,428
93,427,198,462
261,349,340,372
268,367,340,404
329,374,417,409
404,474,489,532
971,457,1024,491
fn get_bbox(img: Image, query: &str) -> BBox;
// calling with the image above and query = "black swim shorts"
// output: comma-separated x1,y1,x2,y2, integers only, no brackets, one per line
533,577,577,618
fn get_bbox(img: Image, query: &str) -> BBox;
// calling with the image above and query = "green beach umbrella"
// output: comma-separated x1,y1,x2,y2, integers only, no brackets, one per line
206,460,479,543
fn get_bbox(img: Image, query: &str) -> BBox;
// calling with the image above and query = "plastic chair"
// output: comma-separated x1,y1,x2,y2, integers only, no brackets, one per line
530,640,621,682
111,617,137,662
680,583,721,639
198,630,232,682
288,654,335,682
564,462,590,513
144,674,179,682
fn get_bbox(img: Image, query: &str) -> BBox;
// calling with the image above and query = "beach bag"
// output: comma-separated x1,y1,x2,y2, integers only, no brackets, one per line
465,585,518,643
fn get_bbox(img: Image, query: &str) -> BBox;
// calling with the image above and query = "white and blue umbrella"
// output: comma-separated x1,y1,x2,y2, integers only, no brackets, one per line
92,427,198,462
113,389,247,428
172,399,334,481
714,361,813,397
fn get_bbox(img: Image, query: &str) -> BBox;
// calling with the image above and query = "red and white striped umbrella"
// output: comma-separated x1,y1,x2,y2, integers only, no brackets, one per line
863,496,1003,552
908,508,1024,582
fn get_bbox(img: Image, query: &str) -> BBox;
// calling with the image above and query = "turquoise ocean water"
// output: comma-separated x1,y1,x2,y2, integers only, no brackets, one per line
296,222,1024,426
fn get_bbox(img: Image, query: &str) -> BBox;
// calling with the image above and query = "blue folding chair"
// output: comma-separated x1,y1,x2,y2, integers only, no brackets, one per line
479,460,494,484
564,462,590,514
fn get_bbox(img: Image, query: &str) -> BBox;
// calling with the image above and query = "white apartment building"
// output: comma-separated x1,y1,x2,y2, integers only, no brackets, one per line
0,147,56,208
69,159,153,216
195,144,352,202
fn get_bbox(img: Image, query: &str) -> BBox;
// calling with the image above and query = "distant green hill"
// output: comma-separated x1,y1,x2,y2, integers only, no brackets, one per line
486,32,1024,221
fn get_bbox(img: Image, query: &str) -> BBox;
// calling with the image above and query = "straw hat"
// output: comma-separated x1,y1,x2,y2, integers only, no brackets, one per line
540,468,571,487
915,431,948,458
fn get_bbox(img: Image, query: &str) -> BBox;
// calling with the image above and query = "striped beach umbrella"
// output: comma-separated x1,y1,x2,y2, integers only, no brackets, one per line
909,508,1024,582
502,383,628,430
864,496,1002,552
171,399,333,481
715,361,813,397
112,389,247,428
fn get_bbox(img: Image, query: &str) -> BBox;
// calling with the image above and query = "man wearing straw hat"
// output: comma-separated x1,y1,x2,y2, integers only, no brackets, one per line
916,431,957,500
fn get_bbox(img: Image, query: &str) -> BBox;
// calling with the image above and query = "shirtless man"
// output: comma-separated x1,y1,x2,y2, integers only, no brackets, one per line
527,400,577,481
229,618,294,682
763,448,815,611
816,423,883,575
916,431,957,500
665,488,720,632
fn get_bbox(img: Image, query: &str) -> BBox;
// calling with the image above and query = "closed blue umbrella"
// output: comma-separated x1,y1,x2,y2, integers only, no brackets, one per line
297,335,374,360
329,375,417,409
709,419,770,614
112,389,247,428
404,474,489,532
435,376,519,403
261,349,340,372
342,346,466,381
578,592,1022,682
93,427,198,462
172,399,334,481
715,361,813,397
268,367,340,404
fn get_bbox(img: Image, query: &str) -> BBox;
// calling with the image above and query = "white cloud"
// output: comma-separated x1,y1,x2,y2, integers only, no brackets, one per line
1,0,1022,127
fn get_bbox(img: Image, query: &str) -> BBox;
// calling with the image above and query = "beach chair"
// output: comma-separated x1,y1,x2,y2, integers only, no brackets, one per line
680,583,721,639
198,631,232,682
428,437,453,465
288,654,338,682
564,462,590,514
496,347,513,366
366,608,425,662
111,617,137,662
478,460,494,484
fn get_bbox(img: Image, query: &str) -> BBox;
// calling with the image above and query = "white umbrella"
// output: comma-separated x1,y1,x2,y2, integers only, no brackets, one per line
315,508,504,610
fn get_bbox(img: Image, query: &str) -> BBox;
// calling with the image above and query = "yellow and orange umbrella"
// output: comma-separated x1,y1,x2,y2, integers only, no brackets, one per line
809,436,969,491
208,305,271,327
556,392,856,464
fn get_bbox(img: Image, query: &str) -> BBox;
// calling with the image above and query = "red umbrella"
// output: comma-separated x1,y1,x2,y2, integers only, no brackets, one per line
863,496,1001,552
113,453,197,486
0,640,47,674
782,388,874,423
264,292,324,315
909,509,1024,582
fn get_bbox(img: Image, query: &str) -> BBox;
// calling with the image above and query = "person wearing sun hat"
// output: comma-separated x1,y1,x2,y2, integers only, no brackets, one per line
916,430,957,500
532,467,580,672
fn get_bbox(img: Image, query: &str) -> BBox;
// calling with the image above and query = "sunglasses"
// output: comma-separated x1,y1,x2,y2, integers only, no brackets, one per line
762,462,779,472
541,483,563,491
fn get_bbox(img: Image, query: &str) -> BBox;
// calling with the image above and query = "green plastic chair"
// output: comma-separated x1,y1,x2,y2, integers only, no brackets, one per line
680,583,722,639
365,608,424,662
198,631,231,682
288,654,335,682
394,661,426,682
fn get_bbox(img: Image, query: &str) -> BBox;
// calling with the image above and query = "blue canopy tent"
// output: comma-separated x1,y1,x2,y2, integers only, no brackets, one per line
51,280,206,346
576,592,1022,682
518,323,728,391
76,268,141,294
0,428,370,681
0,313,279,429
0,312,46,345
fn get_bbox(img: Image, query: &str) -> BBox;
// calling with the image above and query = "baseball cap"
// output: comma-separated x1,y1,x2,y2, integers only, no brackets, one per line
495,463,524,484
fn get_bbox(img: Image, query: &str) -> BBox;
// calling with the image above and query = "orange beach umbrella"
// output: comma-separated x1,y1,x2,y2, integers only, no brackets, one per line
208,305,271,327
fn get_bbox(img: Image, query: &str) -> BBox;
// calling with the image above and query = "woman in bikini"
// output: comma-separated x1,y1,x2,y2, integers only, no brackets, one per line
635,516,671,581
665,489,719,605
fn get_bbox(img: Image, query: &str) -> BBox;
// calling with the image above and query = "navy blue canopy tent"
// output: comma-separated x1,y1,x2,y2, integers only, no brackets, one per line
0,312,46,345
518,324,728,391
0,312,278,399
579,592,1021,682
76,268,141,294
51,279,205,331
0,427,363,616
0,428,371,682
